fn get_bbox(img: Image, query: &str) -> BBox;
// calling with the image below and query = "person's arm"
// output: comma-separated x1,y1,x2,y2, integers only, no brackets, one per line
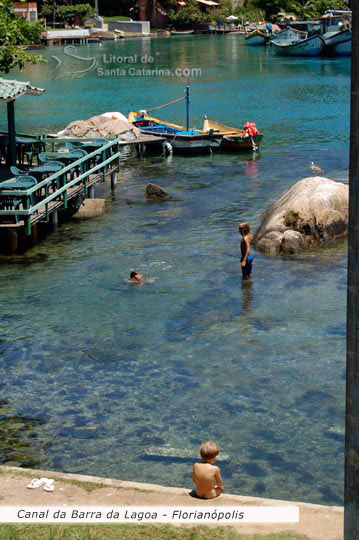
241,237,251,266
215,467,223,491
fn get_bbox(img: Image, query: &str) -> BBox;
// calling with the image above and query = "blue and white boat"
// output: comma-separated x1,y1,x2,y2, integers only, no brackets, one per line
271,33,325,56
320,10,352,56
270,26,305,44
128,86,223,154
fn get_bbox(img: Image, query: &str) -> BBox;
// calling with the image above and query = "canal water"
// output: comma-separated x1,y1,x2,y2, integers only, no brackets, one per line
0,35,349,505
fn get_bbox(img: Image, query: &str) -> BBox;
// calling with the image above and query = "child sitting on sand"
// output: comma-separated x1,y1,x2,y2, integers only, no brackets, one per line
192,441,223,499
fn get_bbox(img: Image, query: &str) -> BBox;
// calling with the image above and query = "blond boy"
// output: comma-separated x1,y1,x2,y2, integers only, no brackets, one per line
192,441,223,499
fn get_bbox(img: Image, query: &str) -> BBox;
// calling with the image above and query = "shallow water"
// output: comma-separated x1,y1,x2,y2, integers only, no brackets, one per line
0,35,349,505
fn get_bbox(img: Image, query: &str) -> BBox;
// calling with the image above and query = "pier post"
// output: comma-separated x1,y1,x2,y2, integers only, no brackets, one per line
31,224,38,245
111,171,117,190
51,210,59,231
345,3,359,540
8,230,18,254
88,186,95,199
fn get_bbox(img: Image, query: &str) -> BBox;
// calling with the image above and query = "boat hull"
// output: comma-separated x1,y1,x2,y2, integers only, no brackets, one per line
203,118,263,151
322,30,351,56
271,34,324,56
245,30,268,46
129,112,222,154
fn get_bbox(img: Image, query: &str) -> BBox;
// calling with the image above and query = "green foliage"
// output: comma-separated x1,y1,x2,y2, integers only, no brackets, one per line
57,4,96,24
41,2,95,24
0,0,44,73
250,0,349,19
168,0,206,27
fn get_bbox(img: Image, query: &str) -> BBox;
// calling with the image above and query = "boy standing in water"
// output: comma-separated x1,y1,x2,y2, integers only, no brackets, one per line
239,222,253,280
192,441,223,499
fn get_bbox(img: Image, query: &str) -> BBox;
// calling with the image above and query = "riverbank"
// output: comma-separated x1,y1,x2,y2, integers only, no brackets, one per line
0,466,343,540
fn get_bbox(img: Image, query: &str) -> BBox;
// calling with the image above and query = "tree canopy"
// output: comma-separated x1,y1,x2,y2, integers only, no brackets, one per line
0,0,44,74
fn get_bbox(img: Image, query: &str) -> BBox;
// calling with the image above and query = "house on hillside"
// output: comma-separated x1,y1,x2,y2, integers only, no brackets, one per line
13,2,38,22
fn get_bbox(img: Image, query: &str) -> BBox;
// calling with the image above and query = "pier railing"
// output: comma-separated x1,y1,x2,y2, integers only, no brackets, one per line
0,138,122,235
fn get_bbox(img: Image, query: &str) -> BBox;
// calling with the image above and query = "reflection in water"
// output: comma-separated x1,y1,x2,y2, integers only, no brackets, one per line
241,279,254,313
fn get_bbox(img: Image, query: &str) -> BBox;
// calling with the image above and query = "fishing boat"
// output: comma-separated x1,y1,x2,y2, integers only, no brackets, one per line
170,30,194,35
320,10,352,56
270,26,305,44
203,117,263,151
129,87,223,154
245,28,268,45
271,33,325,56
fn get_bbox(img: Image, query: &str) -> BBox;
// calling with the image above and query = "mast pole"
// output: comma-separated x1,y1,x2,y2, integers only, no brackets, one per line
186,83,190,131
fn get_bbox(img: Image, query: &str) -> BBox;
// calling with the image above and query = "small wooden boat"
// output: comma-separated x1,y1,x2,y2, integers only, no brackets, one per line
203,117,263,151
271,33,325,56
245,28,268,46
129,111,222,153
171,30,194,35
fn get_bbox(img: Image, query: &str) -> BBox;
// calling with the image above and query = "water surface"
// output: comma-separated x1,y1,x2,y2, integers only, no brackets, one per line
0,35,349,505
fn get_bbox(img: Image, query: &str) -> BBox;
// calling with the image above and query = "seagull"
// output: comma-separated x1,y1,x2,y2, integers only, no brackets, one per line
310,161,325,175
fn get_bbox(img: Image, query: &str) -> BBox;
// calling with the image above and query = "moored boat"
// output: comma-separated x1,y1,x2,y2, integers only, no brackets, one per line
270,26,305,44
129,112,222,154
320,10,352,56
245,28,268,46
271,33,324,56
203,117,263,151
170,30,194,35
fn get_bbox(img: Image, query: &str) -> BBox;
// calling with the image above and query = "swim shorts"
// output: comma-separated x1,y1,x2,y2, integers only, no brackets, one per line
241,253,254,276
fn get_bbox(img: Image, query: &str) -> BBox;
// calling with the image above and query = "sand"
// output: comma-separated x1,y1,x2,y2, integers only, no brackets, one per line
0,466,343,539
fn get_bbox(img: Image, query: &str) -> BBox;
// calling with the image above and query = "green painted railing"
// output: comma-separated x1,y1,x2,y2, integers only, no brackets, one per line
0,138,122,235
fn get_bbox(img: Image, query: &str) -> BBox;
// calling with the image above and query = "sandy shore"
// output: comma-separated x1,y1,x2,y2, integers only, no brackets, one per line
0,466,343,539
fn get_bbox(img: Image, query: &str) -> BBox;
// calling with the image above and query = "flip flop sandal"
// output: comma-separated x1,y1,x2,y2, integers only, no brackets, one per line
43,479,54,492
26,478,48,489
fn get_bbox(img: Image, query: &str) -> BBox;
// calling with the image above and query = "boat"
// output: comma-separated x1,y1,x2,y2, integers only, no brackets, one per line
170,30,194,35
128,87,223,154
245,28,268,46
203,117,263,151
129,111,223,153
271,33,325,56
270,26,306,44
320,10,352,56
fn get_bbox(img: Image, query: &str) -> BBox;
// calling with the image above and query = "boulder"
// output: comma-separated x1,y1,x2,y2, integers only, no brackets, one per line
145,183,171,202
72,198,107,219
254,176,348,255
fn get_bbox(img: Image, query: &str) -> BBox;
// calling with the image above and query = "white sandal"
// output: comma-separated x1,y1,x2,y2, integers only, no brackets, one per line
26,478,48,489
43,479,54,492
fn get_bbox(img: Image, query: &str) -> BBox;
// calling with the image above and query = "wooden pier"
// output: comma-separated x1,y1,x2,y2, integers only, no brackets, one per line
0,134,164,253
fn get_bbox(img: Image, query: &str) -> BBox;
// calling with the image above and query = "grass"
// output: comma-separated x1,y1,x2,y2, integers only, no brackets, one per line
103,16,132,23
0,525,309,540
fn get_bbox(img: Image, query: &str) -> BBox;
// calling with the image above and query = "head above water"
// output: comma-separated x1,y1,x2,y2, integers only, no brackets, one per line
239,222,250,235
130,270,142,281
200,441,220,461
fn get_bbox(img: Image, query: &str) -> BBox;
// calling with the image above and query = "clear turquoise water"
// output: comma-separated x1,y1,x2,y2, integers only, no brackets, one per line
0,36,349,505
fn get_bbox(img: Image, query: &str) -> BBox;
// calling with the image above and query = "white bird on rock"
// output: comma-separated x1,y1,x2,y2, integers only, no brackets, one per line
310,161,325,175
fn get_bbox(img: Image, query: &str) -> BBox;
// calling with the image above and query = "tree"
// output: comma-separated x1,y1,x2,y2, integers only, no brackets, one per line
0,0,44,74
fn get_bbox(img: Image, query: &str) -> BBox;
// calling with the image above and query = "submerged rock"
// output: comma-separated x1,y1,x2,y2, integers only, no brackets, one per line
254,176,348,255
72,199,107,219
145,183,171,202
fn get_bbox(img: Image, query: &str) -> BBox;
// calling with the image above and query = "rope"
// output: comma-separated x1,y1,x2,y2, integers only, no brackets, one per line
146,96,185,113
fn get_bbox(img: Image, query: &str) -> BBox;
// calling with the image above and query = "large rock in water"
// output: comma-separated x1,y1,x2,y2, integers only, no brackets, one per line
254,176,348,255
145,183,171,202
